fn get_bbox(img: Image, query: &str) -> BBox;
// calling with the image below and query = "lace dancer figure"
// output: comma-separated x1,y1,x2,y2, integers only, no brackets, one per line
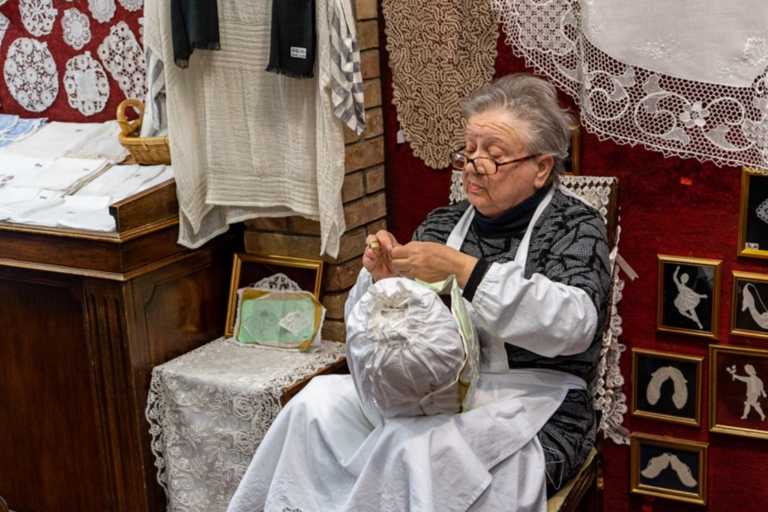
741,283,768,330
727,364,767,421
672,266,708,329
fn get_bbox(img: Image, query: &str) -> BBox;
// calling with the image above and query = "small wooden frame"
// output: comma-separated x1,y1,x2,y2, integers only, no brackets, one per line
730,270,768,340
564,124,581,176
631,348,703,426
737,167,768,259
709,344,768,440
657,255,721,339
630,432,707,506
224,253,324,338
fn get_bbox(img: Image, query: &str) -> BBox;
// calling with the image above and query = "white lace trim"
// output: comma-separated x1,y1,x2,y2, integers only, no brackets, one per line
492,0,768,169
20,0,58,37
145,338,346,512
63,51,110,116
61,8,92,51
97,21,146,100
3,38,59,113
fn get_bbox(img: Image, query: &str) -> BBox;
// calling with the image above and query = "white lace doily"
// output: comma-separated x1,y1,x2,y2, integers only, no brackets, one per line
493,0,768,169
0,13,9,49
118,0,143,13
88,0,116,24
97,21,146,100
145,337,346,512
63,52,110,116
3,38,59,113
19,0,58,37
61,8,91,51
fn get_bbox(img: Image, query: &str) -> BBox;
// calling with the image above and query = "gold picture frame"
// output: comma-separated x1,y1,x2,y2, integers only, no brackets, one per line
656,255,722,339
730,270,768,340
631,348,703,427
709,344,768,440
630,432,707,506
224,253,324,338
737,167,768,258
564,124,581,176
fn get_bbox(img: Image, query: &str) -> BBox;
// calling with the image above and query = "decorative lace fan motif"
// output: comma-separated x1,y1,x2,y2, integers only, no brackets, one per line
381,0,498,169
97,21,146,100
20,0,58,37
4,38,59,112
63,52,110,116
61,8,92,51
118,0,143,12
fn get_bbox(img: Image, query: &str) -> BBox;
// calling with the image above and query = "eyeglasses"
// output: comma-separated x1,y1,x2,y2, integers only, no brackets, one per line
451,151,540,175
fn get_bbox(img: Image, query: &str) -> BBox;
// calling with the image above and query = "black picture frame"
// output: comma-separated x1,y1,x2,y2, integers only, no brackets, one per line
631,348,703,426
657,255,721,339
730,270,768,340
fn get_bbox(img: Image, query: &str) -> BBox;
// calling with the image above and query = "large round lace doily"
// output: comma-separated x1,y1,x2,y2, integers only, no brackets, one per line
63,52,110,116
118,0,143,13
3,38,59,112
61,8,92,51
381,0,499,169
492,0,768,170
97,21,146,100
19,0,58,37
88,0,116,24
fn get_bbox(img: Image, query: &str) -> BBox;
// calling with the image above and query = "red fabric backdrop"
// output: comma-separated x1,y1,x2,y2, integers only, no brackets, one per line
381,29,768,512
0,1,143,123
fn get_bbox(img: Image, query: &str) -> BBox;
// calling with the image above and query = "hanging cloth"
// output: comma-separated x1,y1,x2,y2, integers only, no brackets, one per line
171,0,221,68
266,0,316,78
381,0,499,168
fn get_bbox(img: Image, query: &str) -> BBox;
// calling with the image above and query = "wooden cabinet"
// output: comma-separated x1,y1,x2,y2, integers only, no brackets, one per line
0,181,241,512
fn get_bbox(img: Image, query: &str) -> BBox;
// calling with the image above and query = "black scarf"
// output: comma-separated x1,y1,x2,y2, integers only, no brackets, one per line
472,185,552,237
171,0,221,68
265,0,316,78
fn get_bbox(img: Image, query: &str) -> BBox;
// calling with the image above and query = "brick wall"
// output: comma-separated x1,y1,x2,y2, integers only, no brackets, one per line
244,0,385,342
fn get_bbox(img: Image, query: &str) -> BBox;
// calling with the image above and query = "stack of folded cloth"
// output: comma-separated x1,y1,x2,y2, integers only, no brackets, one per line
0,114,47,149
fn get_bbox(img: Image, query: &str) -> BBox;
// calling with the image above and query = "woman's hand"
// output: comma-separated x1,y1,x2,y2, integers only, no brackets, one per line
364,230,402,282
391,241,477,287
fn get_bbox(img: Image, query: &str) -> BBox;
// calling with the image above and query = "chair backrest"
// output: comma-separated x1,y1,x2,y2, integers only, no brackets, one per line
449,171,620,250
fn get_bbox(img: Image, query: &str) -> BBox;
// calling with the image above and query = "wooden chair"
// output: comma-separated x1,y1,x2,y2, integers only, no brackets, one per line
450,172,621,512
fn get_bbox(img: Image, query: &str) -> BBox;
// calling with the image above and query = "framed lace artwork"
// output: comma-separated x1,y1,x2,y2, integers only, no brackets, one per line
630,432,708,506
657,255,722,340
737,167,768,259
730,271,768,340
224,252,324,338
631,348,703,427
710,344,768,441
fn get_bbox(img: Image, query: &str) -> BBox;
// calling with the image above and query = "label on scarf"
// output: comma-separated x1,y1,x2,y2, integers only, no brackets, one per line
290,47,308,59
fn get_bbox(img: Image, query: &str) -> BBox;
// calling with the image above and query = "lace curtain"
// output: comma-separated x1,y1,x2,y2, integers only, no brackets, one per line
493,0,768,170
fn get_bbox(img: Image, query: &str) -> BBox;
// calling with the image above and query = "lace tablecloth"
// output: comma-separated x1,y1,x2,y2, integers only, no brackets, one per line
145,337,347,512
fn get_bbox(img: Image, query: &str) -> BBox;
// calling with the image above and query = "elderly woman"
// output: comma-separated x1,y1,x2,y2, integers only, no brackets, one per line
227,73,611,512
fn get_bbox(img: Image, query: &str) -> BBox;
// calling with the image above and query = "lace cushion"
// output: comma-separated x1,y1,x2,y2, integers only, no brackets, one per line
346,277,478,424
233,289,325,350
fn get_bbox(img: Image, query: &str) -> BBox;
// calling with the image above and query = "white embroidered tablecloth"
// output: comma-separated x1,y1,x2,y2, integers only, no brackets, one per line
145,337,346,512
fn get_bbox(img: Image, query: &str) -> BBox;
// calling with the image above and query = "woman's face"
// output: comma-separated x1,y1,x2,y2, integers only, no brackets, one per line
462,108,553,218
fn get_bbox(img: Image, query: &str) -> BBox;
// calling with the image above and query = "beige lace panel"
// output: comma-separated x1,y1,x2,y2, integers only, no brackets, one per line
382,0,498,169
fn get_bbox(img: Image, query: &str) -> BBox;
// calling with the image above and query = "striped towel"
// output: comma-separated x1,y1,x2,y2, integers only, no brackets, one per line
330,0,365,135
141,46,167,137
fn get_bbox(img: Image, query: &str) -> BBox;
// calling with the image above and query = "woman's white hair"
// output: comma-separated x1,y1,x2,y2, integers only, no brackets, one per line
460,73,575,181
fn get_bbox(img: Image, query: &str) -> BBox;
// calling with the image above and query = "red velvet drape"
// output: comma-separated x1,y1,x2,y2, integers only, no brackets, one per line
381,26,768,512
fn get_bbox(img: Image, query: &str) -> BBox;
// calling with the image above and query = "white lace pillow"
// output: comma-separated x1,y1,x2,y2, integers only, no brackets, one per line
346,277,478,425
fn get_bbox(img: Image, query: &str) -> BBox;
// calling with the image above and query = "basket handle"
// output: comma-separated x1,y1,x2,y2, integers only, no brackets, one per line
116,99,145,137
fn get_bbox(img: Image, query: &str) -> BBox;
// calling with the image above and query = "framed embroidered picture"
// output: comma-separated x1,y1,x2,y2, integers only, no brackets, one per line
730,271,768,340
737,167,768,258
709,344,768,440
631,349,703,426
630,432,708,506
224,253,324,338
656,255,721,339
564,124,581,176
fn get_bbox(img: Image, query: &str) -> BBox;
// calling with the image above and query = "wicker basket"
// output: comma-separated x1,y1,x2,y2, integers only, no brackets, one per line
116,98,171,165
